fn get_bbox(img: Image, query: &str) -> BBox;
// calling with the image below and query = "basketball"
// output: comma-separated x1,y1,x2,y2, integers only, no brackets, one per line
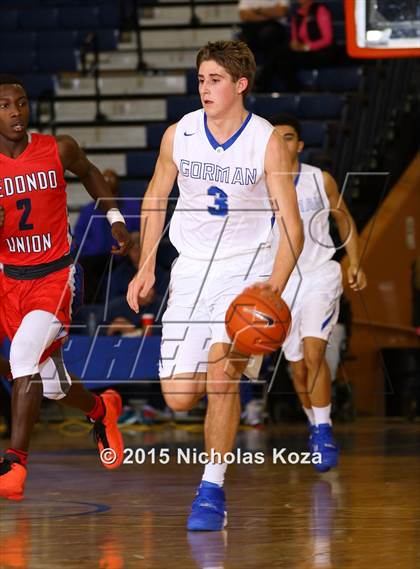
225,284,292,356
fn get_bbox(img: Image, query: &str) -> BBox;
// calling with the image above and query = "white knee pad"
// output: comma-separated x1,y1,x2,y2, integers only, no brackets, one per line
10,334,42,379
39,352,72,401
9,310,63,379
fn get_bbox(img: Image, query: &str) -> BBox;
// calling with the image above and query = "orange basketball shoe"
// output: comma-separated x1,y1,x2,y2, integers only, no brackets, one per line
0,452,27,501
93,390,124,470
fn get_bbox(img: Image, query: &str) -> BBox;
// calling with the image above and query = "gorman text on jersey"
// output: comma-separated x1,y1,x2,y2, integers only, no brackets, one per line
180,160,257,186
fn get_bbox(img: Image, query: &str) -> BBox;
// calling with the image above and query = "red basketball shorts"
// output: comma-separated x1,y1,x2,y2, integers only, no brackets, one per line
0,265,75,364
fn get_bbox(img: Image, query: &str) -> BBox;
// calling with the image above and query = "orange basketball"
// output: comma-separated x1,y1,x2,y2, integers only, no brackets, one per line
225,284,291,356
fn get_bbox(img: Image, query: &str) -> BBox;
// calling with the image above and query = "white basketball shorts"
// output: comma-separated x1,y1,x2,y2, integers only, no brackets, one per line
159,248,273,378
281,260,343,362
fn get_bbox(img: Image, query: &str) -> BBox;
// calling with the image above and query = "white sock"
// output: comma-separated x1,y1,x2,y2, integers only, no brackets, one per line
303,407,315,425
202,462,227,487
312,405,332,426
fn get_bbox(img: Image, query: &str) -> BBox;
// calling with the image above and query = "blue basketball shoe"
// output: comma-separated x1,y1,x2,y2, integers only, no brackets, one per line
187,481,227,531
311,424,339,473
308,423,317,453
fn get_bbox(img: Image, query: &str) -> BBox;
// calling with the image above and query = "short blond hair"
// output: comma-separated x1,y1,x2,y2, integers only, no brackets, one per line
196,40,256,96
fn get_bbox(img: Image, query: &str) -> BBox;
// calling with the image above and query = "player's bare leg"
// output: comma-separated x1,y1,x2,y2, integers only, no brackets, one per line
54,365,125,471
1,352,99,415
303,337,338,472
10,375,43,452
289,359,314,423
0,374,42,500
289,359,318,458
161,372,207,413
303,337,331,414
187,343,248,531
0,356,12,440
1,352,98,423
0,310,62,501
205,343,245,456
43,348,125,470
1,352,111,420
0,348,124,503
61,375,96,413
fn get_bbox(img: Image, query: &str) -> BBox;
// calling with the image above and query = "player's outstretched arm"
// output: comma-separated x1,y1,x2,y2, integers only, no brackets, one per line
323,171,367,291
265,131,304,294
127,124,178,313
56,134,131,255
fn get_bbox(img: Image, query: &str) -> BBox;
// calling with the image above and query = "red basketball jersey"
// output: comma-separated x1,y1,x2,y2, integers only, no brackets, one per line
0,132,70,266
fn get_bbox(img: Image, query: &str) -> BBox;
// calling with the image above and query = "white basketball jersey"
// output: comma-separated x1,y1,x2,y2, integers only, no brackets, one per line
273,162,335,274
170,109,274,260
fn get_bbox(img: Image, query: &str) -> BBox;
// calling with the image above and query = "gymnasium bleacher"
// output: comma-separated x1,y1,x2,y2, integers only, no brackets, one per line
0,0,363,230
1,0,417,317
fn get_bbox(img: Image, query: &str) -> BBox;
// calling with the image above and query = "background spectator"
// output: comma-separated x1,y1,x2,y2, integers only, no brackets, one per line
257,0,336,91
291,0,334,55
74,169,140,302
238,0,290,67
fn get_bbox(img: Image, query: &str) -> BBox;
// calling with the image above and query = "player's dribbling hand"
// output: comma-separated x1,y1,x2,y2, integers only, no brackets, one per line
348,265,367,291
127,271,155,313
111,222,132,255
0,206,4,227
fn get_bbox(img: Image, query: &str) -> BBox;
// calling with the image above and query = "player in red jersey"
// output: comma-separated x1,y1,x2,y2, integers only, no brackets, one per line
0,75,131,500
0,258,125,482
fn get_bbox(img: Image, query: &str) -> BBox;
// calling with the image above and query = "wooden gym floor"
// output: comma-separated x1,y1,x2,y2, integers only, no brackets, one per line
0,419,419,569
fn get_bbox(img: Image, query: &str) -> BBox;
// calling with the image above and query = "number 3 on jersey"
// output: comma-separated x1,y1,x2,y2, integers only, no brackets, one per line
17,198,34,231
207,186,228,217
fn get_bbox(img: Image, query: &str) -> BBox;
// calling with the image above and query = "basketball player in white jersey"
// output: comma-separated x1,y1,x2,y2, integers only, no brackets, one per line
269,114,367,472
127,41,303,531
